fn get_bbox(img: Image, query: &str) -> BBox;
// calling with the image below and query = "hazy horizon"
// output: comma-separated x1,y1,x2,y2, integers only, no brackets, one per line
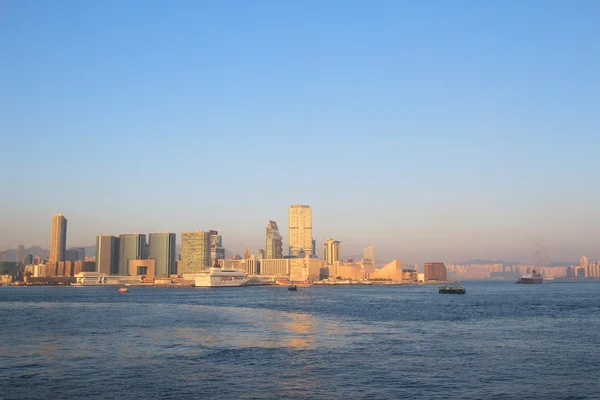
2,1,599,264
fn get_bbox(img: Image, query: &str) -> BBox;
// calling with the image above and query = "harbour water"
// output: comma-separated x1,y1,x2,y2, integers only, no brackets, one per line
1,281,600,399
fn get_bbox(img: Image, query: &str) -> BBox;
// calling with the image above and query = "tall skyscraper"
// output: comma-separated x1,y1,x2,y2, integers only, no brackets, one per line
118,234,147,275
50,213,67,262
265,221,283,259
16,245,25,266
96,235,120,275
364,246,375,264
244,248,251,260
323,239,341,265
210,230,225,261
181,231,211,275
289,205,312,257
148,233,176,277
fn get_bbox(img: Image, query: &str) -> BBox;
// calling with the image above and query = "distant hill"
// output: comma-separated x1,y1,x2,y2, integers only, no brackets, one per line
456,259,515,266
0,246,49,261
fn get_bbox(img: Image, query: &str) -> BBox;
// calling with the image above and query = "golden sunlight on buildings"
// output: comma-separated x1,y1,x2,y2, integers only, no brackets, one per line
369,259,403,281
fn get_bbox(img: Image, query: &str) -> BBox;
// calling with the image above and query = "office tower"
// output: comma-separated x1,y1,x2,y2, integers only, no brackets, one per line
364,246,375,264
34,255,42,264
210,230,225,261
244,248,251,260
288,205,312,257
424,262,447,281
24,254,33,265
148,233,176,277
181,231,211,275
265,221,283,259
323,238,341,265
118,234,147,275
96,236,120,275
16,245,25,265
50,213,67,262
312,239,316,258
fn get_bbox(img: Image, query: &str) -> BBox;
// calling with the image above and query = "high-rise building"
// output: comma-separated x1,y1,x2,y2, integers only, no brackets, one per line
16,245,25,266
258,249,265,259
118,234,147,275
364,246,375,265
50,213,67,262
148,233,176,277
289,205,312,257
424,262,447,281
24,254,33,265
181,231,211,275
210,230,225,262
96,235,120,275
323,238,341,265
244,248,251,260
265,221,283,259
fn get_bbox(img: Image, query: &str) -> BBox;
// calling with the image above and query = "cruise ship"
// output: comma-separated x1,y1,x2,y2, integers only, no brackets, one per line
194,261,248,287
516,268,543,284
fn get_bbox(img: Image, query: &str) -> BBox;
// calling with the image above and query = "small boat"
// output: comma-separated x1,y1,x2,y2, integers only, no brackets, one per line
439,285,466,294
117,287,129,293
288,285,298,291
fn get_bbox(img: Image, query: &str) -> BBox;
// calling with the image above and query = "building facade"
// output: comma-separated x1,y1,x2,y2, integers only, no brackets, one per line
210,230,225,262
265,221,283,259
424,262,447,281
260,258,290,276
50,213,67,262
323,238,341,265
181,231,211,275
289,205,312,257
364,246,375,265
96,235,120,275
118,234,147,276
148,233,176,277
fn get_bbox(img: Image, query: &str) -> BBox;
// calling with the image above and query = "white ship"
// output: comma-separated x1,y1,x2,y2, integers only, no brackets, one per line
194,261,248,287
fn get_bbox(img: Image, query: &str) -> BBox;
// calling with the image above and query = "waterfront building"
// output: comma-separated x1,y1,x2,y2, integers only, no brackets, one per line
289,257,322,282
148,233,176,277
118,234,147,276
289,205,312,257
265,221,283,259
128,259,156,277
323,238,341,265
181,231,211,275
50,213,67,262
210,230,225,262
96,235,120,275
370,260,403,281
424,262,447,281
260,258,290,276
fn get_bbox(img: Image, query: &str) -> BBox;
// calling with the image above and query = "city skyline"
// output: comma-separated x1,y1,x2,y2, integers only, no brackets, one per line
1,2,600,264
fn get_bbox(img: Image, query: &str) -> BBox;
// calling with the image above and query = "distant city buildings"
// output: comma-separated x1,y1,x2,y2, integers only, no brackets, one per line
289,205,312,257
210,230,225,262
118,234,147,276
424,262,447,281
65,247,85,262
181,231,211,275
265,221,283,259
148,233,176,277
364,246,375,265
323,238,341,265
96,235,120,275
50,213,67,262
16,245,25,266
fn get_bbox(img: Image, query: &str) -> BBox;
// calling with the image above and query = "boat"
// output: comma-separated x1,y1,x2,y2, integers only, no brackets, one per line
516,268,543,284
117,287,129,293
439,285,466,294
194,260,249,287
288,285,298,291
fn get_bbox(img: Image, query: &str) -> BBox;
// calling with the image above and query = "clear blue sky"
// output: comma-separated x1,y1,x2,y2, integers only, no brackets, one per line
1,0,599,264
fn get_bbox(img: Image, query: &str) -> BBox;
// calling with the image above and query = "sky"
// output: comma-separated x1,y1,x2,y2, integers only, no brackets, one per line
1,0,599,264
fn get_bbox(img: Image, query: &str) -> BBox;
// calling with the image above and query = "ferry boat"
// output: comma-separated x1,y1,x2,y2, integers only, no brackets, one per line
516,269,543,284
288,285,298,291
194,260,248,287
439,285,466,294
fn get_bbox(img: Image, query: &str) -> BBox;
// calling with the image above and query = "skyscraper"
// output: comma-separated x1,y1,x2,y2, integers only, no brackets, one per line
424,262,447,282
265,221,283,259
50,213,67,262
96,235,120,275
289,205,312,257
364,246,375,264
118,234,147,275
323,238,341,265
210,230,225,261
181,231,211,275
148,233,176,277
16,245,25,266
